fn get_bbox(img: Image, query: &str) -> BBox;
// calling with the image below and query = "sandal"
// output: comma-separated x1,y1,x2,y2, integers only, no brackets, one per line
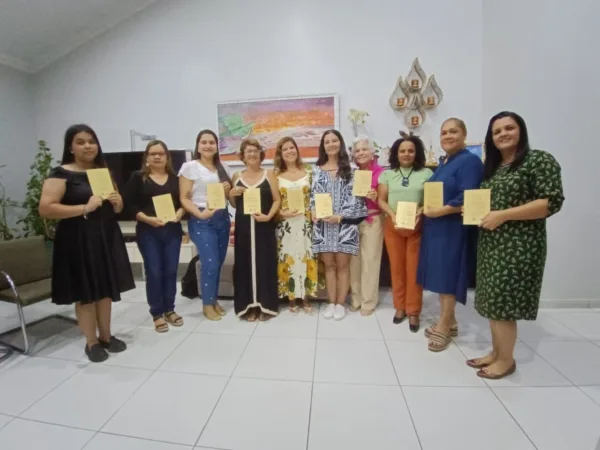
214,302,227,317
289,300,299,314
477,361,517,380
164,311,184,327
361,309,374,317
204,305,222,321
349,305,361,313
153,316,169,333
466,358,492,369
428,330,452,352
424,323,458,338
259,312,273,321
245,310,259,322
302,301,316,315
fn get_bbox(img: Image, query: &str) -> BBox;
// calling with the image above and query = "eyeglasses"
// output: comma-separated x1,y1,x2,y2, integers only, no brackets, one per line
148,152,166,158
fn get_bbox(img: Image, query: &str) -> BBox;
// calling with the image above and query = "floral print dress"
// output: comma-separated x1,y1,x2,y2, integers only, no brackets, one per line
475,150,564,321
276,172,322,300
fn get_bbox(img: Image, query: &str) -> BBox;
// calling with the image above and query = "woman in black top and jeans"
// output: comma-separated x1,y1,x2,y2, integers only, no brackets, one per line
124,140,185,332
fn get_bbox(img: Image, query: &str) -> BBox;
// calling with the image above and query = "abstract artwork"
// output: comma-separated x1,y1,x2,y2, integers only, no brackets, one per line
465,142,485,161
217,94,339,163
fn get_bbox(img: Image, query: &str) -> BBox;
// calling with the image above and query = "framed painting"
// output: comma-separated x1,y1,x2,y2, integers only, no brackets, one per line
465,142,486,161
216,94,339,164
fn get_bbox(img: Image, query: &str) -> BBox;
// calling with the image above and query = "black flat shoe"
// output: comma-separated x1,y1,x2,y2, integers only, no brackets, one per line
99,336,127,353
409,316,420,333
85,343,109,363
393,313,406,325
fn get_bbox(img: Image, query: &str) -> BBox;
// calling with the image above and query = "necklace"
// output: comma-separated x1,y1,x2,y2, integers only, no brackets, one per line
398,167,414,187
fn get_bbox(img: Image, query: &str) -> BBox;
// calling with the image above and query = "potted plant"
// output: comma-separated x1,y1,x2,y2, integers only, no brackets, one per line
18,140,58,250
0,165,21,240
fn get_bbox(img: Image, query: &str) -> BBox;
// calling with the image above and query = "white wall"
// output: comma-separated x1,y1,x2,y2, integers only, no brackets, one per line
33,0,483,157
0,65,37,227
483,0,600,302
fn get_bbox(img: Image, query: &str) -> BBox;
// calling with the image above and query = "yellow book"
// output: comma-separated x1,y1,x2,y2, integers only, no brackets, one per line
152,194,177,222
463,189,491,225
395,201,418,230
287,188,305,212
315,193,333,219
244,187,261,215
207,183,226,210
86,168,113,199
352,170,372,197
424,181,444,211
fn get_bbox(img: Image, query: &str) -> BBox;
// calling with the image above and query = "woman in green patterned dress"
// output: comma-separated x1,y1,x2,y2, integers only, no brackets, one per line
470,111,565,379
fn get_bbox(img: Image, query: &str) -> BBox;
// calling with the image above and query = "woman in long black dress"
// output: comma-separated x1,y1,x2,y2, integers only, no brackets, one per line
228,139,281,321
39,124,135,363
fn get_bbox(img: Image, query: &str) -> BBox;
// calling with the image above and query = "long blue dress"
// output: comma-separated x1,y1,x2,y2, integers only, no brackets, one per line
417,149,483,304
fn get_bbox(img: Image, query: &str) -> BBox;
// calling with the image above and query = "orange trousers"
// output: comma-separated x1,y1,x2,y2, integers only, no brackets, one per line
383,217,423,315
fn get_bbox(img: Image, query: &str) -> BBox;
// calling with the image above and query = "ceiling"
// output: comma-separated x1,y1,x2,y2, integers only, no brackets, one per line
0,0,159,73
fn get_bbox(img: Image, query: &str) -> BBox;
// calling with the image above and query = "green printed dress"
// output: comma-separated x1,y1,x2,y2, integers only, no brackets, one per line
475,150,564,321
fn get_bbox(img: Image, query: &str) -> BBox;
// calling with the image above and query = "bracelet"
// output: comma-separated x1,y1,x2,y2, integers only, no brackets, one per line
82,205,88,220
337,215,342,224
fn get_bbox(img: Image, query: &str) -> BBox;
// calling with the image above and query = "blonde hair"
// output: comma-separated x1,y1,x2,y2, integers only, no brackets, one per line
141,140,174,180
274,136,304,173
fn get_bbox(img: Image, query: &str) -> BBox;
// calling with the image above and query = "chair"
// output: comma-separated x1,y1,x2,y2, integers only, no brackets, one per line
0,236,76,356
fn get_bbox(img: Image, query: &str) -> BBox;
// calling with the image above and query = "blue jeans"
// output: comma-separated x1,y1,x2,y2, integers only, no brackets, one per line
136,222,183,317
188,210,230,306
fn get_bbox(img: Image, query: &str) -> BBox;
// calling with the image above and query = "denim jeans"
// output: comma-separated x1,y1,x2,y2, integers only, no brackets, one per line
136,222,183,317
188,209,230,306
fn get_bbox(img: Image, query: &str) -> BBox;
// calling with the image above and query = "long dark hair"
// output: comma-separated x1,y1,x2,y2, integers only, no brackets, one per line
194,129,232,184
61,124,106,167
316,129,351,180
389,136,426,171
484,111,530,180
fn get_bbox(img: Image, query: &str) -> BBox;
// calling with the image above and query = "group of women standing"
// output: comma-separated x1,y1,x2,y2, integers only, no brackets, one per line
40,111,564,380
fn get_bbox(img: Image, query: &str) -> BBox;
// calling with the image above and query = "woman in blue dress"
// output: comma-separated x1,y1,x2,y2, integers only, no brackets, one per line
417,118,483,352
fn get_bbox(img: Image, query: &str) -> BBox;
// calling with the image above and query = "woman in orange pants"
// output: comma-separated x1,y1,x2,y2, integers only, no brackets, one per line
378,135,432,332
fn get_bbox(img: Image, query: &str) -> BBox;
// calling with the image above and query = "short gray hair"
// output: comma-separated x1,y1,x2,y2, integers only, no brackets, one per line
352,134,373,150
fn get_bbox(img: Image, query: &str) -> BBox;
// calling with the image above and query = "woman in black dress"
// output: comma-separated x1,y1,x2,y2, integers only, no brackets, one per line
228,139,281,321
39,124,135,363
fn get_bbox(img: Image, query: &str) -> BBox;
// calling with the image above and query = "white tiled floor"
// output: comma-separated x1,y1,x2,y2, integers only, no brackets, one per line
1,285,600,450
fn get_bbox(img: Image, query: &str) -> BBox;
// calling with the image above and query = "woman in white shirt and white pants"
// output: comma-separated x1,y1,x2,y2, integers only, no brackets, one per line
179,129,232,321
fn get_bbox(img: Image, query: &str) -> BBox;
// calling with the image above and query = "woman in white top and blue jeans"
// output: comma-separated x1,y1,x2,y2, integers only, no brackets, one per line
179,129,232,321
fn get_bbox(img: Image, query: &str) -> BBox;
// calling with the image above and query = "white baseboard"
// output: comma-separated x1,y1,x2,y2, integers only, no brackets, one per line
539,298,600,309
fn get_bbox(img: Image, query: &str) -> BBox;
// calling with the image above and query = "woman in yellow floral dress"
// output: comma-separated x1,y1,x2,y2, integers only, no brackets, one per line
274,137,320,314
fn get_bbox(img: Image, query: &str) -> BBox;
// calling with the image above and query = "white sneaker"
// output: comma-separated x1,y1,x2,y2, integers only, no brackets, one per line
334,304,346,321
323,303,335,319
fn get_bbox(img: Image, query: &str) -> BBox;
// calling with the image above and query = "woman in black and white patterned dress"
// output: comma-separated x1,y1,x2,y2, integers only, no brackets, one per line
310,130,367,321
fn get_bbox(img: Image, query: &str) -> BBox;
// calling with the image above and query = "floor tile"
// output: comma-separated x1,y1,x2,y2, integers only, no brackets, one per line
234,336,315,382
22,364,151,430
518,312,586,344
193,302,257,336
0,414,13,430
197,377,311,450
160,333,249,376
387,341,485,387
544,311,600,340
580,385,600,407
111,303,151,328
104,327,189,370
0,357,85,415
254,308,318,338
457,342,571,387
494,386,600,450
0,418,94,450
308,383,420,450
103,371,227,445
0,315,77,354
317,308,383,341
314,339,397,385
532,341,600,385
86,433,191,449
404,387,535,450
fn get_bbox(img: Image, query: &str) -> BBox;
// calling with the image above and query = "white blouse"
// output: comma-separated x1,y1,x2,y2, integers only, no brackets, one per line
178,160,231,208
